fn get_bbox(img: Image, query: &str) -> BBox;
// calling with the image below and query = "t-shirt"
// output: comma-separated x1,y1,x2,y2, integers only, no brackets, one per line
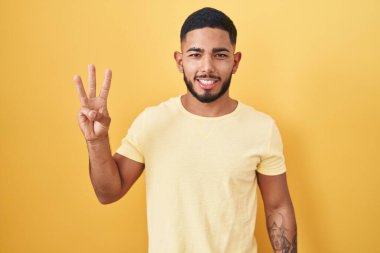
116,95,287,253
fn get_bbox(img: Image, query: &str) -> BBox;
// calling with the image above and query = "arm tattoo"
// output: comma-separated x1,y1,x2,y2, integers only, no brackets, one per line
267,213,297,253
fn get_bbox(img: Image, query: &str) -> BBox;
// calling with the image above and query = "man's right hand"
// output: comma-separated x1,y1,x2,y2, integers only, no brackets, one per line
73,64,112,143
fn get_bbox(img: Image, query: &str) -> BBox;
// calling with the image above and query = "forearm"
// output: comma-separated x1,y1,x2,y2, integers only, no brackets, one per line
265,203,297,253
86,137,122,204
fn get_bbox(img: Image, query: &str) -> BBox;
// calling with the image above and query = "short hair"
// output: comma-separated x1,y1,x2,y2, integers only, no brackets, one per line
180,7,237,45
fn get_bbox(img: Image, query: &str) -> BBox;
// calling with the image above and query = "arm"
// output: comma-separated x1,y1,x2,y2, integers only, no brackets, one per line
257,172,297,253
86,138,145,204
74,64,144,204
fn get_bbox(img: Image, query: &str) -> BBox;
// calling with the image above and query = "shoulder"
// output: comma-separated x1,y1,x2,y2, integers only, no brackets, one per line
141,96,180,120
237,101,285,153
137,96,181,129
237,100,276,127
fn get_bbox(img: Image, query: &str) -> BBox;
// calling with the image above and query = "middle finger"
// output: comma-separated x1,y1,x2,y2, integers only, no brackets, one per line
88,64,96,98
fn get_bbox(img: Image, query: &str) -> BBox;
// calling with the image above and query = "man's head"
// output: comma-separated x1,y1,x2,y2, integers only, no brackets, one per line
180,7,237,47
174,7,242,103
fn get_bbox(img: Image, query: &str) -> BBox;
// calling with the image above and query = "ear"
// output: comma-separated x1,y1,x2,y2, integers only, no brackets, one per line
232,52,242,74
174,51,184,73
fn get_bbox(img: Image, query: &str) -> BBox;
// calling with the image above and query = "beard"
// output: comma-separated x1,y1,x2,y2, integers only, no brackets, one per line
183,71,233,103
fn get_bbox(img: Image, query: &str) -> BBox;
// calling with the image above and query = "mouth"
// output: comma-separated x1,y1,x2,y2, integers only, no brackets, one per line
195,78,220,90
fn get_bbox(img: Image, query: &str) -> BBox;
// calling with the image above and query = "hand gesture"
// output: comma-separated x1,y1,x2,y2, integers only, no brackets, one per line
73,64,112,143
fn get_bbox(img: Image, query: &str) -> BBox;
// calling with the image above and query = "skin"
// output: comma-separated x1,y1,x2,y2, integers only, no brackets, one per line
74,27,297,252
174,27,241,117
258,173,297,252
73,65,145,204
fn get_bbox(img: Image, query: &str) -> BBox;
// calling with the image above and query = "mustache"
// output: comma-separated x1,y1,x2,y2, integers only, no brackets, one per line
195,74,220,80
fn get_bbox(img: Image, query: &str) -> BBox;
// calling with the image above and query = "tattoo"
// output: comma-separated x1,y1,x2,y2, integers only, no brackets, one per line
267,213,297,253
290,234,297,253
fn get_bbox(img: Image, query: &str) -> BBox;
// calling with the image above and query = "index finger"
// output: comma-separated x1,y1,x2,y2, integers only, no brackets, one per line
99,69,112,99
87,64,96,98
73,75,88,103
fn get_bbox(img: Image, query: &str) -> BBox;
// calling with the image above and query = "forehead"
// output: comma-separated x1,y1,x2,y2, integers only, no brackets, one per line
181,27,234,52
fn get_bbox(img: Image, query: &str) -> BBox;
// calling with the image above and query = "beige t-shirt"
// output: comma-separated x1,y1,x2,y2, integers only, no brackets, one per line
116,96,287,253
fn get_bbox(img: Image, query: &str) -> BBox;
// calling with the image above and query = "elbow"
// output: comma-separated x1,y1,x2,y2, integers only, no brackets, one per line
98,197,116,205
98,195,123,205
96,189,126,205
95,191,120,205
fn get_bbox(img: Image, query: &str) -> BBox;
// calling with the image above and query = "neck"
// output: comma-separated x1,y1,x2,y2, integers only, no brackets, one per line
181,91,238,117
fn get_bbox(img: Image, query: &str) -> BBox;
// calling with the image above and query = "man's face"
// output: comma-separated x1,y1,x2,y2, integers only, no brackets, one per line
174,27,241,103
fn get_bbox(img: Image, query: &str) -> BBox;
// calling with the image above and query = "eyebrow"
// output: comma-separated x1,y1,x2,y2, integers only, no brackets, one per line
186,47,230,53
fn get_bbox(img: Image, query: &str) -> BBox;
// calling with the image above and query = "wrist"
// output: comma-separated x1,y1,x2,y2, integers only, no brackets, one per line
86,136,109,147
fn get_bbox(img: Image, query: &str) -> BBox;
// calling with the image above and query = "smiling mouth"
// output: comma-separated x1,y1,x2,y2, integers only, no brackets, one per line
196,78,220,90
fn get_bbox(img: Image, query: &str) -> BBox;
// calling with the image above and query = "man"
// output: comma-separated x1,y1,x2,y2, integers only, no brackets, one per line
74,7,297,253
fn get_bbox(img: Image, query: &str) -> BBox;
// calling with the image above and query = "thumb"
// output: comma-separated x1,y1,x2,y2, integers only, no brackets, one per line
93,111,111,126
79,107,96,121
89,110,97,120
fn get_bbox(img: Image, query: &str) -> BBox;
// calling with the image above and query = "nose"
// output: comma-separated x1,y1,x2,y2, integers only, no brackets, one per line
200,55,215,73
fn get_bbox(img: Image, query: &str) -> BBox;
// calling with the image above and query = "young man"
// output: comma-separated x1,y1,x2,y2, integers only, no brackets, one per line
74,7,297,253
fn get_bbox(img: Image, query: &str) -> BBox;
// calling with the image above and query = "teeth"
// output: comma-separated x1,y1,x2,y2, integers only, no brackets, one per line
198,79,217,85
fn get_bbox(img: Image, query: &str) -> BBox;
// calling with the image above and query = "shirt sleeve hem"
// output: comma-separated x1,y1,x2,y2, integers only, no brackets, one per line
115,148,145,164
256,166,286,176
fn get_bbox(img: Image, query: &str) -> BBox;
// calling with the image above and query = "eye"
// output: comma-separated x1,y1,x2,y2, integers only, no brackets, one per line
189,53,201,57
215,54,228,58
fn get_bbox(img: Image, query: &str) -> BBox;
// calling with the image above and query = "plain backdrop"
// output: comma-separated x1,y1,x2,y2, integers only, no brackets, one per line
0,0,379,252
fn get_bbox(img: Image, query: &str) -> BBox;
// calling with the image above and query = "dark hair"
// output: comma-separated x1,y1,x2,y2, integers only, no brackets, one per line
180,7,237,45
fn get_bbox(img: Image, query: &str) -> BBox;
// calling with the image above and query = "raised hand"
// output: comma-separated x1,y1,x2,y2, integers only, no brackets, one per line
73,64,112,142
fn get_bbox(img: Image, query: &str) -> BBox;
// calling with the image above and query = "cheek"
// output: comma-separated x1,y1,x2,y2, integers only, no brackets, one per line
218,64,234,77
216,59,234,71
182,64,197,77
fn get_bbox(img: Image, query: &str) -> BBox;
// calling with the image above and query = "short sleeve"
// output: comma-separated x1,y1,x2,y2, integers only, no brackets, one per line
256,121,287,175
115,110,146,163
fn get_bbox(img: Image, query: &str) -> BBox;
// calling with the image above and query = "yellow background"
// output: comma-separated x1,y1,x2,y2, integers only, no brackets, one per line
1,0,379,252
